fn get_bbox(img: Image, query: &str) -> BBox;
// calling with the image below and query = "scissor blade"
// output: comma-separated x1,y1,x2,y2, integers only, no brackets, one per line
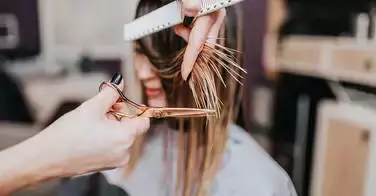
167,111,215,118
150,107,216,118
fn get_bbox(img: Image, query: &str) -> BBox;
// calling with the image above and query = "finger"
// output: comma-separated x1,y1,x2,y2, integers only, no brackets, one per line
106,112,119,121
106,103,122,120
181,0,201,27
174,24,191,42
206,9,226,46
121,128,137,148
181,0,201,17
95,72,124,112
107,102,145,121
121,117,150,134
136,118,150,133
89,166,117,173
181,16,214,80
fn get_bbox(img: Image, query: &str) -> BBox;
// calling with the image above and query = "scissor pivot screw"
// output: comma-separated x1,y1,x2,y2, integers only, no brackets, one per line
154,110,165,118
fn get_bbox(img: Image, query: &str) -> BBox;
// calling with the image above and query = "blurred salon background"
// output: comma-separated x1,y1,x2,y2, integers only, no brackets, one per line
1,0,376,195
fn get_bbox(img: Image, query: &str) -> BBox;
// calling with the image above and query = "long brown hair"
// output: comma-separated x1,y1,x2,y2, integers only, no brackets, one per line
128,1,244,195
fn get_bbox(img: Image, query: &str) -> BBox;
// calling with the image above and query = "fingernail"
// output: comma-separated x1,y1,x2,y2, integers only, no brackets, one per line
183,16,194,27
110,72,123,85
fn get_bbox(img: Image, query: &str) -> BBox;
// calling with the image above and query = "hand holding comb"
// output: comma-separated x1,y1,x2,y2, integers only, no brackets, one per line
123,0,244,41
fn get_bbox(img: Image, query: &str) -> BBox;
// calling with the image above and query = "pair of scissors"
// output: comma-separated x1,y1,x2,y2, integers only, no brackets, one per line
99,81,215,120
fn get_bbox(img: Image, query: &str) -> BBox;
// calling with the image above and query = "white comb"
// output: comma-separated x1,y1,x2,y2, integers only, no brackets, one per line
123,0,243,41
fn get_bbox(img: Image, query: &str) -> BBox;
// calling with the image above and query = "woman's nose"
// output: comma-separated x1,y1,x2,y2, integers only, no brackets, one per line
137,59,156,80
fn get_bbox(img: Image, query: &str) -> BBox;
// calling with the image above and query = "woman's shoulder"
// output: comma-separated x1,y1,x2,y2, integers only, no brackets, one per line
213,124,297,196
226,124,282,169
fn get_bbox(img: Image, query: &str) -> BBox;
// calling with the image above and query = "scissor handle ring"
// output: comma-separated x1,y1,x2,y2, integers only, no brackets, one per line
108,111,140,121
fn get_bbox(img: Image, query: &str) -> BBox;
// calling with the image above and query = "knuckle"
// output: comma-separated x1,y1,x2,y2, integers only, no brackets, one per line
183,0,201,14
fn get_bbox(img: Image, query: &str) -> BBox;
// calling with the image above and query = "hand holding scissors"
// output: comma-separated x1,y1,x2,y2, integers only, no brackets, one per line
99,81,215,120
0,73,150,196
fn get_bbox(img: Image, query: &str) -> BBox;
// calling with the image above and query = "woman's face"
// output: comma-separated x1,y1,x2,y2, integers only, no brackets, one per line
134,43,167,107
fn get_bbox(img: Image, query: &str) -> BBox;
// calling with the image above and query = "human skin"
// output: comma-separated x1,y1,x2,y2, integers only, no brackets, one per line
0,74,149,196
176,0,227,80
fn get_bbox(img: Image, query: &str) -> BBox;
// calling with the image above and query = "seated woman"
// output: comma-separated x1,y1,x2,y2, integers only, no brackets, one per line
57,0,297,196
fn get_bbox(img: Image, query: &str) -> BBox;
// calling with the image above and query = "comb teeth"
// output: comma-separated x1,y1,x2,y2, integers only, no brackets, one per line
200,0,234,14
123,0,243,41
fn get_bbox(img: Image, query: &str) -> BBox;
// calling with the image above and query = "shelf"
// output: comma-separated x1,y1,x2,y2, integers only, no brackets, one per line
277,35,376,87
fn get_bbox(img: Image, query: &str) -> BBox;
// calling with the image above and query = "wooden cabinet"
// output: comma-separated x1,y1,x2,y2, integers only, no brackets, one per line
331,47,376,74
278,37,325,69
277,36,376,88
311,101,376,196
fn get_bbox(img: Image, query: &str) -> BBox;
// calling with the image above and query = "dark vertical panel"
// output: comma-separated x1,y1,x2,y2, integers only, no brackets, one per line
0,0,41,59
241,0,268,132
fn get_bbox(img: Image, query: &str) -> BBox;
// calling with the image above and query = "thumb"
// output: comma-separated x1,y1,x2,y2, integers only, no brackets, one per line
96,72,124,112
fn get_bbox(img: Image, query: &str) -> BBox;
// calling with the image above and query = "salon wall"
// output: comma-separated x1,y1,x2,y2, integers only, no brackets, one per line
3,0,143,125
1,1,141,194
53,0,135,46
51,0,142,101
7,0,142,101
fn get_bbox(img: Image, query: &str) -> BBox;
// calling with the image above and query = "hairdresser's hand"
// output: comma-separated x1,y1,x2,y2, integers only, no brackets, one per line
34,73,149,176
0,73,149,195
174,0,226,80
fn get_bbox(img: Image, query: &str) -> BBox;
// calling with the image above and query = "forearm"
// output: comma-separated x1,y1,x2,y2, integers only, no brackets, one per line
0,74,146,195
0,132,64,195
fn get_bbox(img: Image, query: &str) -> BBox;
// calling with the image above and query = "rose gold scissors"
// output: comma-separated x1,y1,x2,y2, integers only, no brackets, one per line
99,81,215,120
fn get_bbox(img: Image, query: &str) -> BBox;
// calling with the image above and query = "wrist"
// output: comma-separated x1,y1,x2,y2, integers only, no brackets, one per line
0,131,65,195
29,127,99,178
